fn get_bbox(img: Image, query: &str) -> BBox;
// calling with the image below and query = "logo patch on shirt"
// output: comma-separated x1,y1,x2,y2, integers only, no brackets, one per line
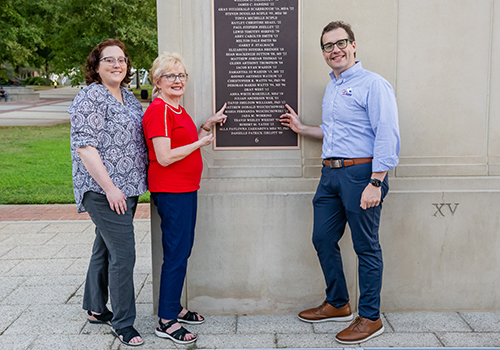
342,88,353,96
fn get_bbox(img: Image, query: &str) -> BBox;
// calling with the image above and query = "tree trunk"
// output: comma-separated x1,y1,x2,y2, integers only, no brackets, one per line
14,66,20,85
45,61,50,86
136,70,141,89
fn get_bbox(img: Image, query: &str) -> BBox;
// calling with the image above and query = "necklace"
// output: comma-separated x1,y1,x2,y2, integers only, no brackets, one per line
158,96,182,114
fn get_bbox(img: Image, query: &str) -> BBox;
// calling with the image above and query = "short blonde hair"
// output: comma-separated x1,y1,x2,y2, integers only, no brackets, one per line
150,52,188,85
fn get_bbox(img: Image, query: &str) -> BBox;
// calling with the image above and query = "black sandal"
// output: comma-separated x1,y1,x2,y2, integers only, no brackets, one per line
87,310,113,326
155,319,197,344
111,326,144,346
178,307,205,325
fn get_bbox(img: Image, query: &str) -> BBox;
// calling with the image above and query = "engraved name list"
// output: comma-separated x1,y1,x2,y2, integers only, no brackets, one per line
213,0,299,149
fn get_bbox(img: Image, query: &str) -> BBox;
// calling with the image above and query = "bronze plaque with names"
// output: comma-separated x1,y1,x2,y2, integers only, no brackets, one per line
212,0,300,149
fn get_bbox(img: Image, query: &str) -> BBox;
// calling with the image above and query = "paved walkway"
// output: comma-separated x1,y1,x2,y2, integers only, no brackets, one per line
0,203,151,221
0,86,149,126
1,209,500,349
0,87,79,126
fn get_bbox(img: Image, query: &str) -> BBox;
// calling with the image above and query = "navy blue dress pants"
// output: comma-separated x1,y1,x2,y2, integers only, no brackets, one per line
312,163,388,321
151,191,197,320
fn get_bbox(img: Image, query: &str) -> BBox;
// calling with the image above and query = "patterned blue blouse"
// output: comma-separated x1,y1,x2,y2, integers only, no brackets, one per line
69,83,148,213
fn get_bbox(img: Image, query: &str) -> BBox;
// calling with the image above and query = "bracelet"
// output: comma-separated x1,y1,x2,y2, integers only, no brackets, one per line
200,123,211,132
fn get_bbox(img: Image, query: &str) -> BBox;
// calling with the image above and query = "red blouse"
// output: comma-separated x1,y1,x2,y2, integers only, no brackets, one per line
142,98,202,193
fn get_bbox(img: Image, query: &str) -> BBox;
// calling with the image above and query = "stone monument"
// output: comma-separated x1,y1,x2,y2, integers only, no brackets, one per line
151,0,500,314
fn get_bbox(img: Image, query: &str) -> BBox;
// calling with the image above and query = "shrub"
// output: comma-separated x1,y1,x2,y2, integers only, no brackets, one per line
25,77,53,86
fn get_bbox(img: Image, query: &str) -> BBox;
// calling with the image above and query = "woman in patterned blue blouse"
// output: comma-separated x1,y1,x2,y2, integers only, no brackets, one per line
68,39,148,347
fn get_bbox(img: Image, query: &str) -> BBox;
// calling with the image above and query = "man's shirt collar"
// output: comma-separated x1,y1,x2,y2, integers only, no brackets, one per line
329,61,362,82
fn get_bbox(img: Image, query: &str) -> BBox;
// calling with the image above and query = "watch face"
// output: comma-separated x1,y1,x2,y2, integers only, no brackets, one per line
371,179,381,187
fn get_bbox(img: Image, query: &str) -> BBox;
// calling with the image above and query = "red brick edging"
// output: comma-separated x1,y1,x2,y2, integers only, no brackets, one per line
0,203,150,222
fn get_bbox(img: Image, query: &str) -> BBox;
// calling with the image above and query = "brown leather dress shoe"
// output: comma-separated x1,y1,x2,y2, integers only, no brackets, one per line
335,316,384,344
298,301,353,323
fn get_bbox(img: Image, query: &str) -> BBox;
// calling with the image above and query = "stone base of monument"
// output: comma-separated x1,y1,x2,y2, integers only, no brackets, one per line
2,87,40,102
149,176,500,315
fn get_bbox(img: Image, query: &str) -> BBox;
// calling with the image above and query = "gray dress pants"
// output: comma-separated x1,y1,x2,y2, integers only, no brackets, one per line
82,191,138,330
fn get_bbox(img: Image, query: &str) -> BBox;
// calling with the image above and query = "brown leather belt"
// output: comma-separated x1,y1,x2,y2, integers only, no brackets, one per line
323,157,373,168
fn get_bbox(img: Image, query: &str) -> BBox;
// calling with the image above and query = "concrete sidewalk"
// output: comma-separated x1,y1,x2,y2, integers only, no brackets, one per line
0,86,80,126
1,215,500,349
0,86,150,126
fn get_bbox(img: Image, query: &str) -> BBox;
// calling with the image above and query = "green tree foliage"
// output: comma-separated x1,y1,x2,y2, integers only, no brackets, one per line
20,0,61,85
1,0,158,85
0,0,45,80
54,0,158,86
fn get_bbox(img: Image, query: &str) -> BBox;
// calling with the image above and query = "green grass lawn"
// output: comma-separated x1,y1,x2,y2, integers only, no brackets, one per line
0,123,150,204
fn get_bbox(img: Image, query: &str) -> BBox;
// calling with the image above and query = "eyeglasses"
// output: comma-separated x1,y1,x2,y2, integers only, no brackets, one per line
100,56,128,65
322,39,353,53
160,73,188,82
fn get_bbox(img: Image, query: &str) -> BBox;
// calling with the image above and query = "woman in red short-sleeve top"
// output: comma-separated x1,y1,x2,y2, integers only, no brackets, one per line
142,52,226,345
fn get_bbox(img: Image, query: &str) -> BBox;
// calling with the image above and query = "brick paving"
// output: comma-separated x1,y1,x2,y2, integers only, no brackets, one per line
0,203,151,221
0,87,79,126
0,86,149,126
0,97,71,114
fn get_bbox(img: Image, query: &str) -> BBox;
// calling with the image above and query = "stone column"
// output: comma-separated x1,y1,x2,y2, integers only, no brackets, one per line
151,0,500,314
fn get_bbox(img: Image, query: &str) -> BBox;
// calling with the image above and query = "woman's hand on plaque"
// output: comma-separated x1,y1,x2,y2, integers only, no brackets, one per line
208,102,228,127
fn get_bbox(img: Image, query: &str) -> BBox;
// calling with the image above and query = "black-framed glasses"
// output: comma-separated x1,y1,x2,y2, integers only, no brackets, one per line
322,39,353,53
100,56,128,65
160,73,188,82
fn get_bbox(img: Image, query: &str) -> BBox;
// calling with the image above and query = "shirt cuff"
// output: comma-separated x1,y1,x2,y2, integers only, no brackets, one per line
372,156,399,172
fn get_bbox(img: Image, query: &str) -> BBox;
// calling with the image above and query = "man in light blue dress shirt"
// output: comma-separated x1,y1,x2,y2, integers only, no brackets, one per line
280,20,400,345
